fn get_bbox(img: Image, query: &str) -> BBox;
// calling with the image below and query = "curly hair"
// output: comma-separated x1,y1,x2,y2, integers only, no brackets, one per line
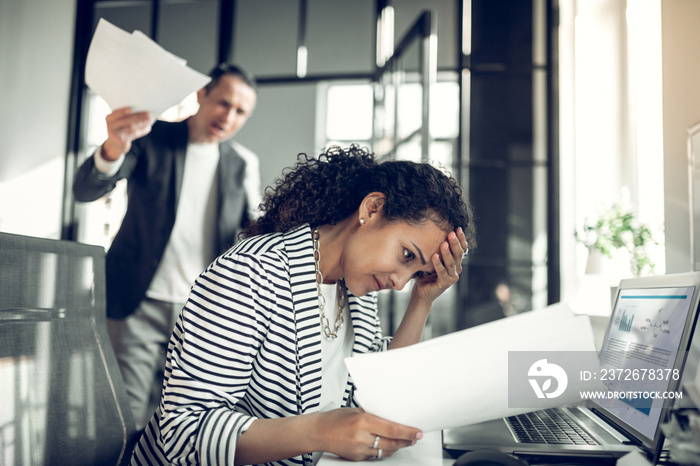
244,145,476,249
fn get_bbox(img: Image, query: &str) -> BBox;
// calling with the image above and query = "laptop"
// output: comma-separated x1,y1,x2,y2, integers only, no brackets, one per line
443,272,700,463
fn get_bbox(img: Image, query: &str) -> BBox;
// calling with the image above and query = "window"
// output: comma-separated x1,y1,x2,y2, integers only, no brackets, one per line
319,75,460,175
559,0,665,309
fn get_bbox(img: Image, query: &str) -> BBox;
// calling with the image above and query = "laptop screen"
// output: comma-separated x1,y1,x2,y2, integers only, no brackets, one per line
594,285,696,443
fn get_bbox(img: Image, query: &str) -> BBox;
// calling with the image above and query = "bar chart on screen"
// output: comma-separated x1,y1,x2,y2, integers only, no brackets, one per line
618,309,635,332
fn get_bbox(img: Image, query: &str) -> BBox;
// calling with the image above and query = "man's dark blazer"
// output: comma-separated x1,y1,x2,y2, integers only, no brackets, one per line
73,119,251,319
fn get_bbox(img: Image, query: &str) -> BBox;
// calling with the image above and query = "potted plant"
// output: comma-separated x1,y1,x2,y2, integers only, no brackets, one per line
576,203,657,277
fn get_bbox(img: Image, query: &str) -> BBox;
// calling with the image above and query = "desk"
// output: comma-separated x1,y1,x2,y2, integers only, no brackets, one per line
317,431,653,466
318,430,452,466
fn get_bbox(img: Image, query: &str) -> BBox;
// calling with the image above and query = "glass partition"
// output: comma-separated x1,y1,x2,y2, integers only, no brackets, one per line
372,10,460,338
373,10,436,164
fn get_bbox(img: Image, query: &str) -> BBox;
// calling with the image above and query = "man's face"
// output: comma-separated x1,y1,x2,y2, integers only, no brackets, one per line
188,74,257,143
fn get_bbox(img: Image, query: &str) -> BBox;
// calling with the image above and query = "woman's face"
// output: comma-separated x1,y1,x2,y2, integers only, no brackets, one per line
341,218,448,297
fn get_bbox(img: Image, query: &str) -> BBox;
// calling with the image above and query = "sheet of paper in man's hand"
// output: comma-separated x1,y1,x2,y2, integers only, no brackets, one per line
85,18,210,118
345,304,600,433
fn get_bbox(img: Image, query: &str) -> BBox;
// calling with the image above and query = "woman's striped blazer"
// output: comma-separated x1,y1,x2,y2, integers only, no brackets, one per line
132,224,391,466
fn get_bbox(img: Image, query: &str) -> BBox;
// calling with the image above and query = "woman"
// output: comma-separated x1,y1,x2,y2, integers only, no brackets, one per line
131,145,476,465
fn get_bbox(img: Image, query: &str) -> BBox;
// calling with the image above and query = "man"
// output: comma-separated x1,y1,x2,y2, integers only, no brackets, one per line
73,64,261,428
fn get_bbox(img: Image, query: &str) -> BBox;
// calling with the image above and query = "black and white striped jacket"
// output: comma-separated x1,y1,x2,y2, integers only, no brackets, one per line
132,224,390,466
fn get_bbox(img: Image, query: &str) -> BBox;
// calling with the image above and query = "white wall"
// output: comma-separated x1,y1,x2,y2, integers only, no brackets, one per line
0,0,76,238
233,83,320,194
661,0,700,273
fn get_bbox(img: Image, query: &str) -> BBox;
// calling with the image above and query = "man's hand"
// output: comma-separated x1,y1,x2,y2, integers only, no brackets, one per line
101,107,152,160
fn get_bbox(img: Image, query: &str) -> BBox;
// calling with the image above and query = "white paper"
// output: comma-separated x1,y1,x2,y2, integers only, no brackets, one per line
345,304,601,433
85,18,210,118
317,430,444,466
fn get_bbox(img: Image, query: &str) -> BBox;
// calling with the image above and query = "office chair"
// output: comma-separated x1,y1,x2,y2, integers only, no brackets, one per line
0,231,137,465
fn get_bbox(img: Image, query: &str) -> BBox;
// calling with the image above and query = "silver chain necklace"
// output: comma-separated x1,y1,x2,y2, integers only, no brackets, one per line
312,227,346,339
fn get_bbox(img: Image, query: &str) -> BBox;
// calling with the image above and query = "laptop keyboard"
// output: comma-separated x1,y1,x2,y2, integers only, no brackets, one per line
506,408,600,445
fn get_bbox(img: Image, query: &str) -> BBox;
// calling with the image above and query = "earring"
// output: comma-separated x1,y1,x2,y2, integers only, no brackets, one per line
359,218,365,225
